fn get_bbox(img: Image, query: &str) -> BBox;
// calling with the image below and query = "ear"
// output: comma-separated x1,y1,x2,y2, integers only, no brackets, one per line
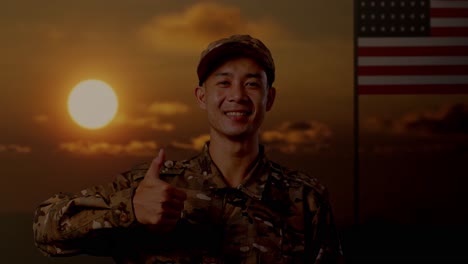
266,86,276,112
194,86,207,110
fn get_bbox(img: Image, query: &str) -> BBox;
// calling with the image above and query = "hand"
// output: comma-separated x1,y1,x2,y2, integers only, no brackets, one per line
133,149,187,232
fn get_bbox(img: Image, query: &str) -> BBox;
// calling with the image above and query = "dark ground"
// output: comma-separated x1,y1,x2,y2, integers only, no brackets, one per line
3,213,468,263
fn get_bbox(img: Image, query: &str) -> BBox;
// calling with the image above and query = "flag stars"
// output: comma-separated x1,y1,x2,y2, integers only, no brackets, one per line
359,1,429,37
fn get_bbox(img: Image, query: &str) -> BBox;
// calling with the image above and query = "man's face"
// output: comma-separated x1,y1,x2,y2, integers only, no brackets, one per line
195,57,276,141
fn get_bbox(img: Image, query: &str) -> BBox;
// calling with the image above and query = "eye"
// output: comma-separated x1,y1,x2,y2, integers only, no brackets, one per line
216,80,230,87
246,81,260,88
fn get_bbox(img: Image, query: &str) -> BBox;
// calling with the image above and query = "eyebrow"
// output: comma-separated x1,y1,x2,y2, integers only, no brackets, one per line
214,72,231,77
246,73,262,79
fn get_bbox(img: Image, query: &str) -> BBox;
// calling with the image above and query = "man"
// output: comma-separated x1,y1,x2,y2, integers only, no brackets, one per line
33,35,343,263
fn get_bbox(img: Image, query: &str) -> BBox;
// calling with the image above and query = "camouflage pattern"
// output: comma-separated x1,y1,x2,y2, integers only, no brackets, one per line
33,144,343,263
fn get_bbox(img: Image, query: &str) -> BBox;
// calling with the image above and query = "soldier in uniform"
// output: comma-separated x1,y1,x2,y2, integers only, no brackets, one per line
33,35,343,263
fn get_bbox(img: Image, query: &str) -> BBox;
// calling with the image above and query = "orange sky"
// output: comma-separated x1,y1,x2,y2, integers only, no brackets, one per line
1,0,467,227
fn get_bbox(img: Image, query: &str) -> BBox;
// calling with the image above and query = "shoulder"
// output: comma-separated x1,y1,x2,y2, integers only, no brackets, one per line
268,160,328,201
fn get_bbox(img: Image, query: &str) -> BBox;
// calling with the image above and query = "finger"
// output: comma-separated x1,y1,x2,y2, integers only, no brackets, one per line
168,187,187,201
146,218,178,232
162,199,185,211
156,217,179,227
145,149,165,182
162,208,183,219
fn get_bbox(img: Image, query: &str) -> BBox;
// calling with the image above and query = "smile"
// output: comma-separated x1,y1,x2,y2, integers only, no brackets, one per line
225,111,251,116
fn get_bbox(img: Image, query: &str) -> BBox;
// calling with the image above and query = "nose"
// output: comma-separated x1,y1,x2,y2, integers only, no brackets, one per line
228,82,248,102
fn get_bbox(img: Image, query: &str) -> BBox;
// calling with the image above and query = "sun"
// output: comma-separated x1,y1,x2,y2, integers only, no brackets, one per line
67,80,118,129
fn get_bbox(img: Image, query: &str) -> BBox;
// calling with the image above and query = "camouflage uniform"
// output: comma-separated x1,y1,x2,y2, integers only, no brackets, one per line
33,144,343,263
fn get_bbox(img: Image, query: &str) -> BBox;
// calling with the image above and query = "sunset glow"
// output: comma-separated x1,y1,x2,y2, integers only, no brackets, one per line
2,2,468,261
67,80,118,129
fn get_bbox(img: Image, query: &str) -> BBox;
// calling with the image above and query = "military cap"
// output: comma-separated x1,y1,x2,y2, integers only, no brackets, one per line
197,35,275,87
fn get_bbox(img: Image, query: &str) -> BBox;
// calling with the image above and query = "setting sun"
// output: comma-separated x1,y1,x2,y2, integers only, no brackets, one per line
67,80,118,129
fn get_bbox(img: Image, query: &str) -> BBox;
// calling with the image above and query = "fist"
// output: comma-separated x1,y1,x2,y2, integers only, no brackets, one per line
133,149,187,231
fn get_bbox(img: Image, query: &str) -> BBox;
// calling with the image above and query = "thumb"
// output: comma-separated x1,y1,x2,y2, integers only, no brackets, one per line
145,148,165,182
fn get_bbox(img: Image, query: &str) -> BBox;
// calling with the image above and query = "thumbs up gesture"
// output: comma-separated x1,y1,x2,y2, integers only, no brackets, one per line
133,149,187,231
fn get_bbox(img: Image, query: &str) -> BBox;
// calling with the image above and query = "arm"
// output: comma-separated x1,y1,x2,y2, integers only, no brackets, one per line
305,187,344,263
33,149,186,257
32,170,143,256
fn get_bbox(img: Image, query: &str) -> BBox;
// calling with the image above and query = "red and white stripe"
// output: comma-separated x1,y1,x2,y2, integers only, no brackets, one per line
357,0,468,94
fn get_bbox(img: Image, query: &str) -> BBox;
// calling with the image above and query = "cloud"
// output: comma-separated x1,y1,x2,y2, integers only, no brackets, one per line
0,144,32,154
33,114,49,124
8,22,65,41
261,121,332,153
170,121,333,153
147,101,189,115
171,134,210,150
114,114,174,131
59,140,158,156
36,23,66,42
139,2,285,53
115,101,190,131
364,103,468,137
360,143,468,156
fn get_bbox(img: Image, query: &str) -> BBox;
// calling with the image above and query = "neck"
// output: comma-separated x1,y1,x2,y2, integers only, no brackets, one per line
208,132,260,187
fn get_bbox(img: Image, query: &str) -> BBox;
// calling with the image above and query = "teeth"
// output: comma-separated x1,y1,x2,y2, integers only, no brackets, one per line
226,112,249,116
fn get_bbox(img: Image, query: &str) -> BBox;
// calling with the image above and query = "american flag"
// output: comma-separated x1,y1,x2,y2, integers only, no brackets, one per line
356,0,468,94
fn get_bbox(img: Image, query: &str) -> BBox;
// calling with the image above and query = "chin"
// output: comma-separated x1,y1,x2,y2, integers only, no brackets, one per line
224,128,259,141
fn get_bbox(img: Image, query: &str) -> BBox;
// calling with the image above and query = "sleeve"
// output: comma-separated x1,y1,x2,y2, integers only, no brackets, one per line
32,169,145,256
305,187,344,264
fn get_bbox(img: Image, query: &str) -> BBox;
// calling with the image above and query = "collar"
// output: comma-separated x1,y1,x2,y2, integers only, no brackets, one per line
198,142,271,200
